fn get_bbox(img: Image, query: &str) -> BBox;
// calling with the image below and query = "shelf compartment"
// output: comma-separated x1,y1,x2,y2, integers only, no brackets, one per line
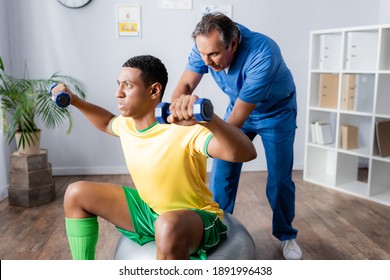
338,113,372,156
307,110,337,146
375,74,390,116
310,32,342,71
335,154,369,197
304,146,336,186
372,117,390,158
340,73,375,113
309,73,340,109
343,30,379,71
369,160,390,206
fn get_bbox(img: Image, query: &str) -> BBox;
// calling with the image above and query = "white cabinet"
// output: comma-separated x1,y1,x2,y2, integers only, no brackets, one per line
304,25,390,207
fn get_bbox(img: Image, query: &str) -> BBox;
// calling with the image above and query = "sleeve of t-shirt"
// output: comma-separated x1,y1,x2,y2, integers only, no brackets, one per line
238,48,282,104
185,44,209,74
189,125,214,158
109,116,120,137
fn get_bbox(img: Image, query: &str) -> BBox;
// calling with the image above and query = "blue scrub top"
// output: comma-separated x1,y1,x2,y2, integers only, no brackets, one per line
186,23,297,131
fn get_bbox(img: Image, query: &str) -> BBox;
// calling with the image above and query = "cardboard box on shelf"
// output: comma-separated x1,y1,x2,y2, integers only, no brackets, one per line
340,125,359,150
376,121,390,157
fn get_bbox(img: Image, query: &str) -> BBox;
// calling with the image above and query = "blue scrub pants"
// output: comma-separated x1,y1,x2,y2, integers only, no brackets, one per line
209,125,298,241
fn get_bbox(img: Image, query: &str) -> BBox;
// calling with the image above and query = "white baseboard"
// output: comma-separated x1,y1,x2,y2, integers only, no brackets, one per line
0,187,8,201
52,165,266,176
52,163,303,176
52,166,130,176
233,162,303,172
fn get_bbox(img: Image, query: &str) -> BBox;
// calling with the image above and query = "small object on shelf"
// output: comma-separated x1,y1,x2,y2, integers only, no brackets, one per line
354,74,375,113
315,121,333,145
341,74,356,111
340,125,359,150
376,121,390,157
310,123,318,144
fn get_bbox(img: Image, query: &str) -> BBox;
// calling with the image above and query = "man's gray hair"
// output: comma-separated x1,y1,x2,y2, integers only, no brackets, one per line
192,12,240,49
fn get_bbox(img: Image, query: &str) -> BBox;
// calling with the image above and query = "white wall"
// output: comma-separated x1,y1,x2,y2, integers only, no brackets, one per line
0,0,388,187
379,0,390,23
0,0,11,200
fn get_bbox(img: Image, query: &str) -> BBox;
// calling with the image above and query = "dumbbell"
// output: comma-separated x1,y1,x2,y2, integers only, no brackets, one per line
49,83,71,108
155,98,214,124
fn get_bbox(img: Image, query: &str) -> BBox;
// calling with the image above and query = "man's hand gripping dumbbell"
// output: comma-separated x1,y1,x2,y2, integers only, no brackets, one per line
155,95,214,124
49,83,71,108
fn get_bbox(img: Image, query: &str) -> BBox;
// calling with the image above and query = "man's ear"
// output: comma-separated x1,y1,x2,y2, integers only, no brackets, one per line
231,38,239,53
150,82,162,100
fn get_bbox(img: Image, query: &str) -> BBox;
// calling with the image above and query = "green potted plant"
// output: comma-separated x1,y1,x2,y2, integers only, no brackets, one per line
0,56,87,155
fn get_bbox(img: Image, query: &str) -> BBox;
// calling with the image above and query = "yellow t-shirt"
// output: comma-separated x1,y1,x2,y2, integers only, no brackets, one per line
110,116,222,219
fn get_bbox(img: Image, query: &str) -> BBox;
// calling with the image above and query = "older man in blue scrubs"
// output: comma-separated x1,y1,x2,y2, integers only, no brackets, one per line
171,12,302,260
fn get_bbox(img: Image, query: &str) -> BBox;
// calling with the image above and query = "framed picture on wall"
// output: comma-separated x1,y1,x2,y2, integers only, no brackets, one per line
116,4,141,38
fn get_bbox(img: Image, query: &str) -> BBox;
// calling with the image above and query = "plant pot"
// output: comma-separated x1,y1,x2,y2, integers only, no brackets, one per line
14,130,41,155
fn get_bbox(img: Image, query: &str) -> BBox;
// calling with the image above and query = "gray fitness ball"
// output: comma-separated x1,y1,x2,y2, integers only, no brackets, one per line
114,212,257,260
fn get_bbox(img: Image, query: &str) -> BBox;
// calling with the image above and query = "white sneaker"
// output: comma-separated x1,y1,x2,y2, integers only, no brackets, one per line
281,239,302,260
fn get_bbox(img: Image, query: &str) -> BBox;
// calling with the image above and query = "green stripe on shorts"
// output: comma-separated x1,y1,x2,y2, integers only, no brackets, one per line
192,209,227,260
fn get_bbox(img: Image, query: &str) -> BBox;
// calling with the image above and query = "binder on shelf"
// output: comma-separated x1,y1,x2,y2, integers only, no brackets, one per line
354,74,375,113
341,74,356,111
319,34,341,70
345,31,378,71
340,125,359,150
310,123,318,144
376,121,390,157
315,121,333,145
319,73,339,109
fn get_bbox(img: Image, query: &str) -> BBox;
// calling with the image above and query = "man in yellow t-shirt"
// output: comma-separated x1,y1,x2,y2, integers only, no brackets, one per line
52,55,256,260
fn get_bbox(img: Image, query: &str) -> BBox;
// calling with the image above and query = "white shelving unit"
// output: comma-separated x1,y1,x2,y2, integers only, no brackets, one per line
304,25,390,207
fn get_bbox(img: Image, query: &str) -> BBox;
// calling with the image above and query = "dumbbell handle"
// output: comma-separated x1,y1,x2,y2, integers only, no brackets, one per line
49,83,71,108
155,98,214,124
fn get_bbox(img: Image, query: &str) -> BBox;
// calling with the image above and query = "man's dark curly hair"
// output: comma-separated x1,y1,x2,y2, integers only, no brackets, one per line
122,55,168,99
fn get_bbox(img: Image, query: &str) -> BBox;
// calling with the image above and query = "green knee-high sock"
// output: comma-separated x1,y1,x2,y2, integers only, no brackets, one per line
65,216,99,260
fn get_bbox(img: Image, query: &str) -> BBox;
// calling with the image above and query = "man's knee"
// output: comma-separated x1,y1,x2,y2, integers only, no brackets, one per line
63,181,88,211
155,212,184,239
155,212,187,253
